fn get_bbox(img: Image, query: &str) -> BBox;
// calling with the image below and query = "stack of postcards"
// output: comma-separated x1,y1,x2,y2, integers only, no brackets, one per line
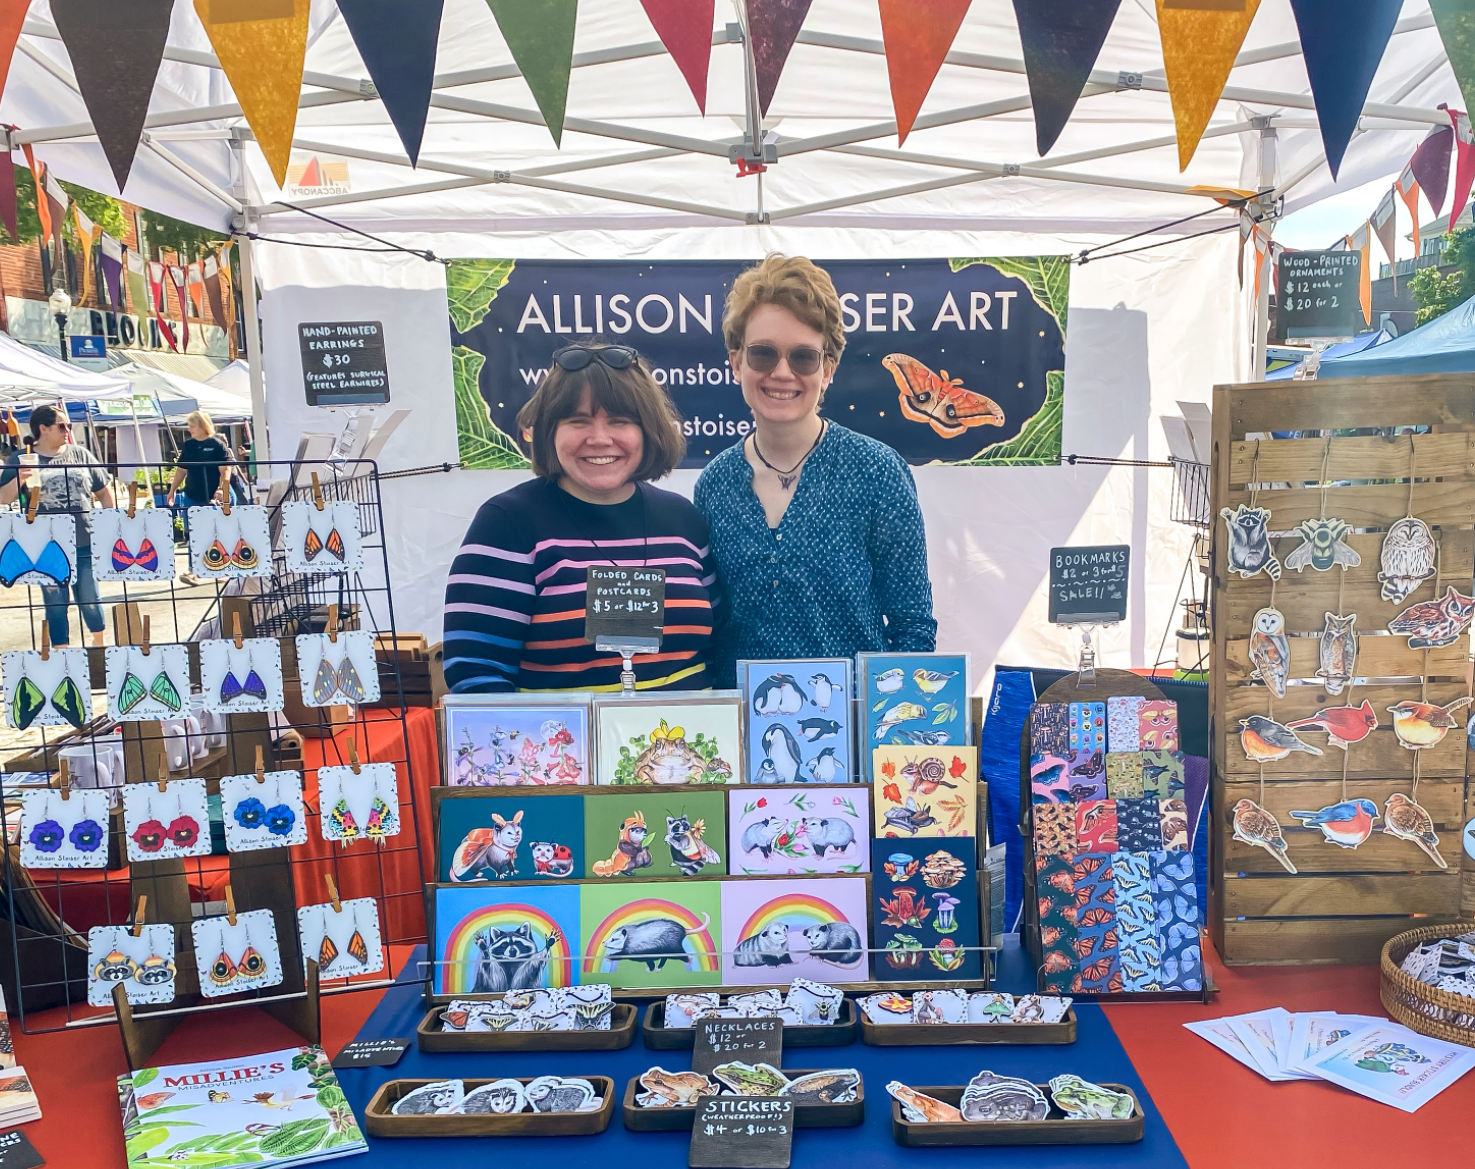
0,1067,42,1126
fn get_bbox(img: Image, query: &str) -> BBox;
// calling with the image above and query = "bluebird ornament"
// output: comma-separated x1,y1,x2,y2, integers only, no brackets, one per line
1315,612,1357,696
1220,505,1281,580
1378,517,1437,604
1247,606,1290,698
1285,517,1361,573
1288,799,1379,849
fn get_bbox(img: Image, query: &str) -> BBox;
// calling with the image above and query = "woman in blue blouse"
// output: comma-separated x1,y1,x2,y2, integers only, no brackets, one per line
695,253,936,683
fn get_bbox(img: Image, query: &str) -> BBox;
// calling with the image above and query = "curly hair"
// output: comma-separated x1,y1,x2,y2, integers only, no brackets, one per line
722,253,846,366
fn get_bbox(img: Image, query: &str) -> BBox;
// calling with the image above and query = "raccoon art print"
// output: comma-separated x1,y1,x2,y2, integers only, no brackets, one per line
470,922,560,992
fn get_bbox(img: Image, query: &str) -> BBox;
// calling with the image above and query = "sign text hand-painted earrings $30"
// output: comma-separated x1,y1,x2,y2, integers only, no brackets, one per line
1247,607,1290,698
1220,505,1281,581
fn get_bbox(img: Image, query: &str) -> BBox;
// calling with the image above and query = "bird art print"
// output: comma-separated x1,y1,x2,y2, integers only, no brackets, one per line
1289,799,1379,849
1378,517,1437,604
1238,715,1323,763
1247,606,1291,698
1284,517,1361,573
1284,700,1378,750
1232,798,1297,873
1385,696,1474,750
1383,792,1448,868
1387,586,1475,650
1220,505,1281,581
1315,612,1358,696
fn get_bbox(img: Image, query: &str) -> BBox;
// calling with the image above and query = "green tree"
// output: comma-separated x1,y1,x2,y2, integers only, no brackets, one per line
1410,227,1475,324
140,208,230,260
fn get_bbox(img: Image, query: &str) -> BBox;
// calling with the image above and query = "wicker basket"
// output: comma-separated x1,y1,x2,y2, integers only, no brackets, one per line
1379,923,1475,1049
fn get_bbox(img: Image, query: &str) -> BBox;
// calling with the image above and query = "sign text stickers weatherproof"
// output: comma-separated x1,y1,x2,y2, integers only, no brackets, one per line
689,1097,794,1169
298,321,390,406
1049,544,1130,624
1277,251,1363,339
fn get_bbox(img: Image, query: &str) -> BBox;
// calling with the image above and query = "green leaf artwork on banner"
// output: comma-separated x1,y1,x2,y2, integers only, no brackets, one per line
454,345,532,470
447,258,516,333
131,1068,160,1089
951,255,1070,333
959,369,1064,466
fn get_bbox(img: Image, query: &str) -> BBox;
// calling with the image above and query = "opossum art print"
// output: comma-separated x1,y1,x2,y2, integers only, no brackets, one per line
719,877,871,985
727,788,870,875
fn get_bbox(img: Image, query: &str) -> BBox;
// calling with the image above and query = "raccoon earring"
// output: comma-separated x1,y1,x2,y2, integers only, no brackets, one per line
1284,434,1360,573
1378,440,1436,605
94,927,141,984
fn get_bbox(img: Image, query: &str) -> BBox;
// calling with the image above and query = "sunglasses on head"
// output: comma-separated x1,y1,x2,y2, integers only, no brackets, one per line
742,343,827,377
552,345,640,372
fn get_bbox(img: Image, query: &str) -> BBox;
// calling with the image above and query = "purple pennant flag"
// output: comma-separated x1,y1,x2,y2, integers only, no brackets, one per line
747,0,813,115
1411,122,1453,216
1012,0,1124,156
100,235,124,310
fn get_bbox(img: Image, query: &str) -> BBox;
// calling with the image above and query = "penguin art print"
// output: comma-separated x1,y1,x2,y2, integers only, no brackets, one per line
1220,505,1281,581
760,723,803,783
751,674,807,717
808,673,837,713
1315,612,1358,697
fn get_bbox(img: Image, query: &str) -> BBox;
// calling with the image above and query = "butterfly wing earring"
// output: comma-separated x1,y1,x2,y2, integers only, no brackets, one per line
10,658,45,729
346,905,369,967
236,921,267,983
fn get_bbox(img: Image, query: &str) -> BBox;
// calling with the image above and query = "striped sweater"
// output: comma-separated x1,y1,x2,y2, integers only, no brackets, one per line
442,477,723,693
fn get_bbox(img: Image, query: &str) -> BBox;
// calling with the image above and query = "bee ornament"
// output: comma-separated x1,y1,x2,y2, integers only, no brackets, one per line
1285,518,1361,573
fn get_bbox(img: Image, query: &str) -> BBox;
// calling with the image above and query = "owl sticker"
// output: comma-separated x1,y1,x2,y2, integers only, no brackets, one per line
1285,518,1360,573
1247,606,1290,698
1316,612,1358,696
1377,517,1437,604
1219,505,1281,580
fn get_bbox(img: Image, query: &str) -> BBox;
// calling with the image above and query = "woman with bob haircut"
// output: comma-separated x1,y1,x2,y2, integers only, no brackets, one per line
695,253,935,680
443,340,723,693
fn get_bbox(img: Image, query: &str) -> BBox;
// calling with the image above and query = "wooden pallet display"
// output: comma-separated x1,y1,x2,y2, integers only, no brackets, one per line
1209,375,1475,966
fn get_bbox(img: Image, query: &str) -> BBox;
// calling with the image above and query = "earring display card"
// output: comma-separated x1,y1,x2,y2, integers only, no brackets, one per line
280,500,365,574
739,659,853,783
220,771,307,852
2,648,90,731
19,789,110,868
186,504,272,579
104,644,190,722
122,779,211,862
317,762,401,847
0,512,77,588
295,630,380,707
87,924,176,1007
199,637,284,715
296,897,384,978
190,909,283,998
90,508,175,582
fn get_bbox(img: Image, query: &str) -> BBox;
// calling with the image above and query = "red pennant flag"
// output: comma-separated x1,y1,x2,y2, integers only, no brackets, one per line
640,0,715,114
1412,119,1453,216
1371,186,1397,292
747,0,813,115
1449,109,1475,231
1395,164,1421,256
0,0,27,105
878,0,973,145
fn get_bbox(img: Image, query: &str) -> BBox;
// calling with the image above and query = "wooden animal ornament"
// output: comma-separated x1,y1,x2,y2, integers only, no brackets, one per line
1239,715,1323,763
1388,587,1475,649
1285,517,1361,572
1232,798,1296,872
1386,696,1474,750
1315,612,1357,696
1247,606,1290,698
1219,505,1281,580
1383,792,1448,867
1284,700,1378,750
1378,517,1436,603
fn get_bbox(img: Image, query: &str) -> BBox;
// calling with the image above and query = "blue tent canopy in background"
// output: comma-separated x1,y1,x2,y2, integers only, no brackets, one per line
1320,294,1475,378
1266,330,1389,379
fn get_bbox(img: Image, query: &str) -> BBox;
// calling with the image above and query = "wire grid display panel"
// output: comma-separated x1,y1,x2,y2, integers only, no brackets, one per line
0,458,426,1033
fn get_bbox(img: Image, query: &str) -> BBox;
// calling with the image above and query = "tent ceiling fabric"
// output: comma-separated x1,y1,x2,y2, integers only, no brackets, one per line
1,0,1462,239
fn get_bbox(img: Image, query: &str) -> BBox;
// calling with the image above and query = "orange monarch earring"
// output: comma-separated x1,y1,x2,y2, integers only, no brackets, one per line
318,933,339,968
347,927,369,966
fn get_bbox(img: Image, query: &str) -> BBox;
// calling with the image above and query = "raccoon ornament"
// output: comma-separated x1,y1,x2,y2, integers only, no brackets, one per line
1220,505,1281,581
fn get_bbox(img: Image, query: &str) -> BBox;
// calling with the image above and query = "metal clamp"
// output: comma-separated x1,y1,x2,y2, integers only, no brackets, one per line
1002,163,1022,177
1117,72,1143,90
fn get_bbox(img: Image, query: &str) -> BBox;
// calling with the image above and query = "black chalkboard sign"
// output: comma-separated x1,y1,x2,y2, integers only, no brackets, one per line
331,1037,410,1068
299,321,391,405
585,566,666,646
1049,545,1130,624
1277,251,1363,339
0,1129,43,1169
689,1097,794,1169
692,1016,782,1076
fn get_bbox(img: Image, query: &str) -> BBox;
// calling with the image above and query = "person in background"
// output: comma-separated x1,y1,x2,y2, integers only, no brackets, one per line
0,403,114,646
695,253,936,684
443,340,723,693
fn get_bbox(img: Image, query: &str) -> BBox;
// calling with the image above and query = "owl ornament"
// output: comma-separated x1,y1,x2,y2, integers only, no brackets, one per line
1378,517,1437,604
1285,518,1360,573
1387,586,1475,650
1247,607,1290,698
1315,612,1358,696
1220,505,1281,580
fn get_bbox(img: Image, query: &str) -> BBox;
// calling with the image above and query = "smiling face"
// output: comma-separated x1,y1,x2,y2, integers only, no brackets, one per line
553,386,644,502
731,303,834,425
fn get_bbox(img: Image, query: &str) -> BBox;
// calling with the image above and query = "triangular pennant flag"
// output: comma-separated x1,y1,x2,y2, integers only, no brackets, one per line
336,0,445,165
51,0,173,193
0,158,15,243
1372,186,1397,291
1396,163,1421,255
1430,0,1475,118
1156,0,1263,170
0,0,28,105
1450,109,1475,230
1012,0,1123,156
1288,0,1402,179
747,0,814,115
1411,121,1452,216
194,0,312,187
1346,223,1372,325
640,0,715,114
484,0,578,146
879,0,973,146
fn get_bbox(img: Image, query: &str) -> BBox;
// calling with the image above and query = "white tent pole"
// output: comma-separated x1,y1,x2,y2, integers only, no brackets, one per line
128,393,146,490
231,137,269,467
1252,123,1278,382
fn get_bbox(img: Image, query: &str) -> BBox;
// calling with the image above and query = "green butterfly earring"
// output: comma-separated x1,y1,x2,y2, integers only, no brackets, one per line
10,668,44,729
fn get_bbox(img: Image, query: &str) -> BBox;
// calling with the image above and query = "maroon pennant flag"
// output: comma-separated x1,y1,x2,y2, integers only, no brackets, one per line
746,0,813,115
0,154,16,243
641,0,716,113
1410,119,1453,216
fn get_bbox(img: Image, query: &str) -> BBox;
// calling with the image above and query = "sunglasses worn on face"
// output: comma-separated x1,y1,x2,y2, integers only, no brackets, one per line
552,345,639,372
743,343,826,377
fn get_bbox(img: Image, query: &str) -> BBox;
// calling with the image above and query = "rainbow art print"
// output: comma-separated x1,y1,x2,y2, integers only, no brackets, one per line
719,877,869,985
432,884,580,995
579,882,722,988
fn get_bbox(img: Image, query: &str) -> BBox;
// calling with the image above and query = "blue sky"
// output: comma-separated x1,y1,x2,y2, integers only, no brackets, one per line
1274,172,1420,259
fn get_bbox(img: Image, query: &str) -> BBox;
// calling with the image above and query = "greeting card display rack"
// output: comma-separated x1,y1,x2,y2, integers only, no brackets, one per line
0,458,426,1066
1209,376,1472,965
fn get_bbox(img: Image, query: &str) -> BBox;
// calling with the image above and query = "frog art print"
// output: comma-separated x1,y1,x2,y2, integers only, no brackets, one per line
596,698,742,785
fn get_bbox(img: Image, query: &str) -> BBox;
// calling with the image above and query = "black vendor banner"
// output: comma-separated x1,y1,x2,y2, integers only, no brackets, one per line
448,256,1067,469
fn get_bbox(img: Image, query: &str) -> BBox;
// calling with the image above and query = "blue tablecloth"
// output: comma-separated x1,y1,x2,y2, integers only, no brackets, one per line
334,942,1187,1167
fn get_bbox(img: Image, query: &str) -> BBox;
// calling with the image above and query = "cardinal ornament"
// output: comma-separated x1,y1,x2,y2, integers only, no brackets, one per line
1383,792,1448,868
1387,587,1475,650
1247,606,1290,698
1232,798,1297,873
1283,700,1378,750
1285,518,1361,573
1315,612,1357,696
1220,505,1281,580
1378,517,1437,604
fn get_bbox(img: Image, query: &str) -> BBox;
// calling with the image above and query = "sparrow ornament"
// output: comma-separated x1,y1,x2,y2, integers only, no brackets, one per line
1232,799,1297,873
1383,793,1448,868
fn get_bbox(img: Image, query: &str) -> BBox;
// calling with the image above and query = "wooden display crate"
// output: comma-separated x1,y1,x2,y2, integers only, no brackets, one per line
1209,376,1474,965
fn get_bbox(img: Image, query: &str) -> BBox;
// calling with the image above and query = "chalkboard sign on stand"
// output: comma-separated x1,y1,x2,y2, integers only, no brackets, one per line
1048,545,1129,625
1277,250,1363,339
689,1097,795,1168
693,1017,783,1076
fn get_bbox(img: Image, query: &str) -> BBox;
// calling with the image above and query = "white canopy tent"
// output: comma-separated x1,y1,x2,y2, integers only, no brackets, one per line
0,0,1460,682
114,361,253,420
0,332,130,401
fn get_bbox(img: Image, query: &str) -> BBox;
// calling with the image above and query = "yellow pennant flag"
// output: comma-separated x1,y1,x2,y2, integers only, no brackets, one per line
1157,0,1262,171
194,0,310,187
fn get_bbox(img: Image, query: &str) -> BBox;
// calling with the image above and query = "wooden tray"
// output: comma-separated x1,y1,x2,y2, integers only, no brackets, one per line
642,999,858,1048
861,1007,1076,1046
364,1077,616,1137
889,1084,1143,1146
416,1002,637,1052
621,1070,865,1130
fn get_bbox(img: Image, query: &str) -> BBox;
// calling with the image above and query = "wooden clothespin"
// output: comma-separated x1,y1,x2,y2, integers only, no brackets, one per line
219,466,232,517
127,482,139,520
39,624,50,662
225,885,237,927
58,758,69,801
141,614,151,657
158,755,169,793
132,895,147,938
310,472,325,512
25,485,39,524
326,604,339,644
255,744,266,785
325,874,342,914
348,736,361,775
232,611,244,650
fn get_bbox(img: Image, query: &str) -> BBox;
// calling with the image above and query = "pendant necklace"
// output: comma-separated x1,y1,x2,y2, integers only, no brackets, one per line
752,420,827,492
